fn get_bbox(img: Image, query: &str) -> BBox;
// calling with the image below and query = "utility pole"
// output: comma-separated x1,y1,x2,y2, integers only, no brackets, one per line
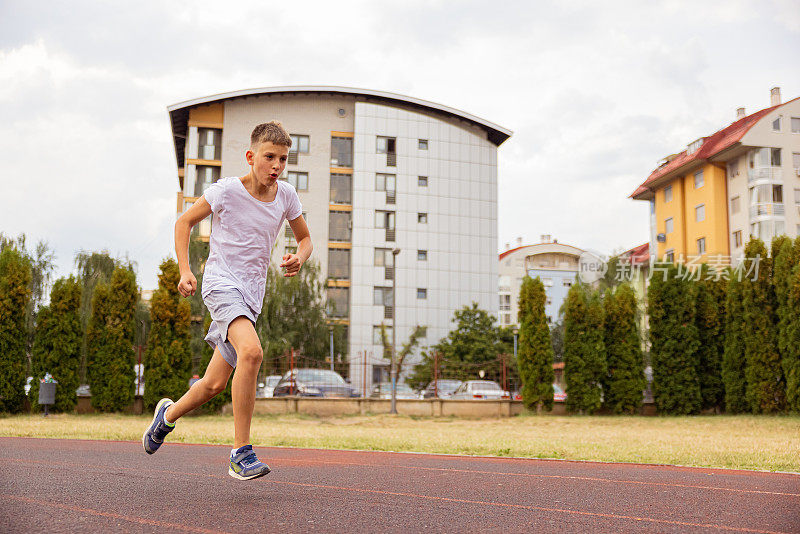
390,248,400,414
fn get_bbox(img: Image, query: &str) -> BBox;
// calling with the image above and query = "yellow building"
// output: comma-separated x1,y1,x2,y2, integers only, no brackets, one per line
631,87,800,264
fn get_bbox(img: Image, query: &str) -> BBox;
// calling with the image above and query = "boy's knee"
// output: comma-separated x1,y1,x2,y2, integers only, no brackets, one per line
200,378,227,396
239,344,263,365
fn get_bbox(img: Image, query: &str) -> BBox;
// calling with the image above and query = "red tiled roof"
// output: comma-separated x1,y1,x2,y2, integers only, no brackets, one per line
620,242,649,265
629,98,799,199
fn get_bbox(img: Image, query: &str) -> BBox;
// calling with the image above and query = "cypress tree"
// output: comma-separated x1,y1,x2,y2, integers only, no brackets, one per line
648,264,702,414
0,247,32,413
776,236,800,412
603,284,645,414
741,238,784,413
143,258,192,411
722,271,748,413
29,276,83,412
563,284,605,414
86,266,138,412
517,275,554,412
695,264,726,412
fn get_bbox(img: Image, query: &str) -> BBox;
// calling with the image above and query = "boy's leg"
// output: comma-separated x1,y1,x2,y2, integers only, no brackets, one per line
225,316,263,449
164,347,234,422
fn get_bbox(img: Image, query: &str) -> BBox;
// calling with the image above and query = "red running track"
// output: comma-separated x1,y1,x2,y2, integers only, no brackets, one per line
0,437,798,533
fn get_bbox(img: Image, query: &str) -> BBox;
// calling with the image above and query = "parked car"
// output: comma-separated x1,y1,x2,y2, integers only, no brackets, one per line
420,379,462,399
553,383,567,402
257,375,282,398
272,368,358,398
370,382,419,400
450,380,510,400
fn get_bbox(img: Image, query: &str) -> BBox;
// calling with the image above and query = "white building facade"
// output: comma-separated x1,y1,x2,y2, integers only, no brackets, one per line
167,86,511,392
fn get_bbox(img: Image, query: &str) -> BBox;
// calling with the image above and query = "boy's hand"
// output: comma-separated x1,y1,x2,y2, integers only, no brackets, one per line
177,271,197,297
280,254,303,277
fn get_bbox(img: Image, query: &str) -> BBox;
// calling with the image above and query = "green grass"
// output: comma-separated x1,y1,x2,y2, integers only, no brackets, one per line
2,412,799,472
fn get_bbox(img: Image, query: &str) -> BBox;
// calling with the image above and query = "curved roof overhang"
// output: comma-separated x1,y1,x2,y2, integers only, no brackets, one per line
167,86,513,168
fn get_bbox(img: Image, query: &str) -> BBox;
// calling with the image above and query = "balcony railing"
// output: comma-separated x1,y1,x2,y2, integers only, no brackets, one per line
386,190,396,204
750,202,785,218
748,167,782,183
386,228,396,242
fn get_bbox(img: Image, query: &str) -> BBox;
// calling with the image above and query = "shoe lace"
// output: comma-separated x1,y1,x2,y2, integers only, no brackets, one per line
240,452,259,468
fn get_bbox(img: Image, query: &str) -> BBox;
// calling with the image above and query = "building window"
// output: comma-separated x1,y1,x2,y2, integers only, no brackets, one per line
329,211,352,241
417,250,427,261
795,188,800,204
375,211,395,229
285,171,308,191
290,134,309,153
499,294,511,311
773,184,783,203
695,204,705,222
773,117,782,131
197,128,222,160
374,248,393,267
330,137,353,167
327,287,349,317
771,148,782,167
328,248,350,279
418,139,428,150
665,249,674,263
330,173,352,204
694,171,704,189
377,136,396,154
418,176,428,187
376,173,396,192
792,117,800,134
728,159,739,178
501,314,511,325
697,237,706,255
687,138,703,154
417,288,427,299
563,279,573,287
373,325,392,345
733,230,742,248
794,153,800,171
418,213,428,224
373,287,393,306
731,196,740,214
665,217,673,234
664,185,672,202
194,165,220,197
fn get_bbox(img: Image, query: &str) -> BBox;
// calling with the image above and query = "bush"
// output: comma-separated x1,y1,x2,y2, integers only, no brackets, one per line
563,284,605,414
29,276,83,413
603,284,645,414
517,276,554,412
143,259,192,411
86,267,138,412
0,247,32,413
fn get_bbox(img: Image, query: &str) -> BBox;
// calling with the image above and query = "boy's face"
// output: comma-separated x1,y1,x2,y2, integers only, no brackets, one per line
246,141,289,187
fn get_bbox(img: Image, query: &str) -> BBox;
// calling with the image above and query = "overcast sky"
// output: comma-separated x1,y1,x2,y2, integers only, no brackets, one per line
1,0,799,290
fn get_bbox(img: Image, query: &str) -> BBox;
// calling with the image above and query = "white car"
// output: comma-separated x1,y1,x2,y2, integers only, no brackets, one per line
450,380,510,400
257,375,282,398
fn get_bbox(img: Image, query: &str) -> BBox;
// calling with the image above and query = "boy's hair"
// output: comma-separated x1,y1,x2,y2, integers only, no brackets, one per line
250,121,292,150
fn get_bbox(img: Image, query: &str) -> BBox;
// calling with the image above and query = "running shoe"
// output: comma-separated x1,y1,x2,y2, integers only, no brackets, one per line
142,398,175,454
228,445,271,480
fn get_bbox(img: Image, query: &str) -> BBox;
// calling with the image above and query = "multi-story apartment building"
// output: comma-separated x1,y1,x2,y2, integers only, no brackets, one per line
167,86,511,391
631,87,800,263
498,236,602,327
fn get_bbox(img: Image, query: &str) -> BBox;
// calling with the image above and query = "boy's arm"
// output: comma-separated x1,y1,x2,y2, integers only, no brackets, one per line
281,215,313,277
175,197,213,296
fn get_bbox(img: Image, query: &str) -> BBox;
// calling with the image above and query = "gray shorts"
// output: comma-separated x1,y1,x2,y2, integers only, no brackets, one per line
203,289,259,369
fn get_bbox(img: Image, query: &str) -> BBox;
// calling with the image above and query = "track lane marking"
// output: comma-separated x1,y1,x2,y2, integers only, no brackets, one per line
1,494,231,534
270,457,800,497
0,459,792,533
3,456,796,498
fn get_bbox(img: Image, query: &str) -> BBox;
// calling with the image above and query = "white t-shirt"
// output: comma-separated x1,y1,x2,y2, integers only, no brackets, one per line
201,176,303,314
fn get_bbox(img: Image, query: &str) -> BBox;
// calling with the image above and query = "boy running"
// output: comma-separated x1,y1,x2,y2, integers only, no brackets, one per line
142,121,312,480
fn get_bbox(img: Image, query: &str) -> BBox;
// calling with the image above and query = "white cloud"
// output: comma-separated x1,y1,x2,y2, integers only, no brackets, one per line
0,0,798,289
